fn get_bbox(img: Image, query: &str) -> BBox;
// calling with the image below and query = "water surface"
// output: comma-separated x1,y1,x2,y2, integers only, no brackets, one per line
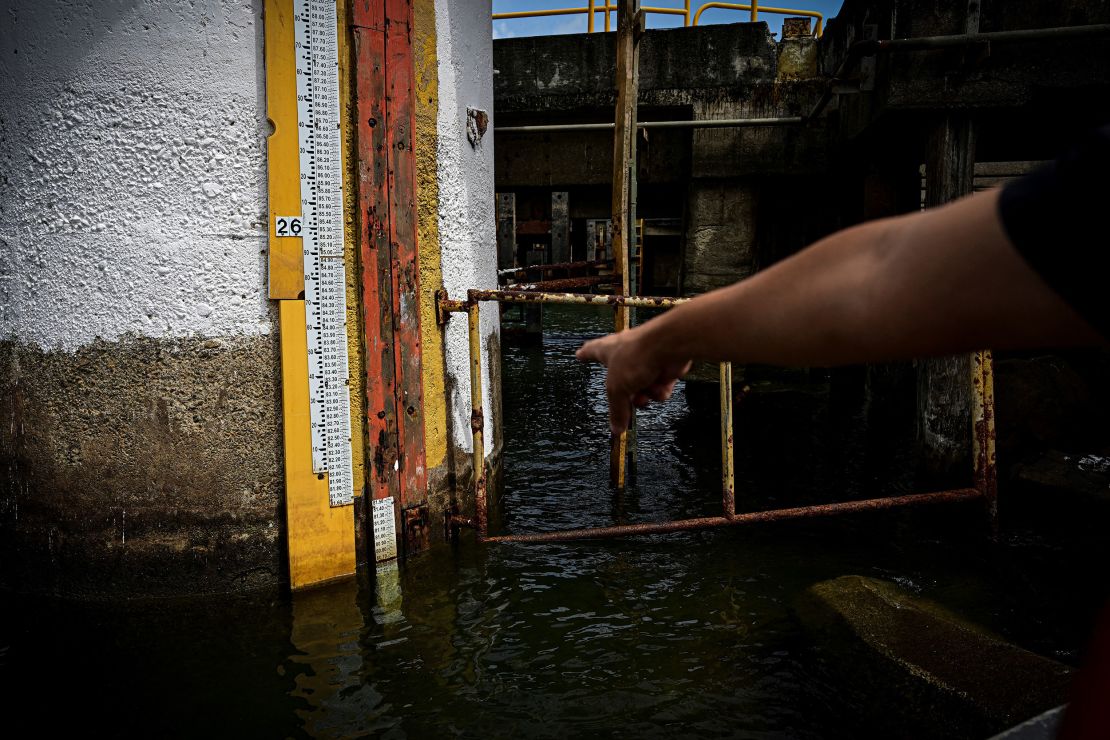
3,306,1105,738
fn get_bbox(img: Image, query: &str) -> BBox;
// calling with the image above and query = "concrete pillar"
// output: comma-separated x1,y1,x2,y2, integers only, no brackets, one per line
860,151,924,474
434,0,503,506
918,113,975,483
0,0,501,597
0,0,283,598
496,193,516,269
551,191,570,265
682,181,757,295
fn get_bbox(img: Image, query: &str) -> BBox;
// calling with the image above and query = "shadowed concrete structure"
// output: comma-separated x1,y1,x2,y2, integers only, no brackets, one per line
493,0,1110,484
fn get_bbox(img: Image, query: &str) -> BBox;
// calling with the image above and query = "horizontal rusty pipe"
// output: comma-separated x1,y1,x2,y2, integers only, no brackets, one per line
483,488,983,543
468,288,688,309
496,117,804,134
506,276,609,292
449,514,478,530
497,259,613,278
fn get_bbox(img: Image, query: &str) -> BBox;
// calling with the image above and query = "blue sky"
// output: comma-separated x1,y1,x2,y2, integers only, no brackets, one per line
492,1,845,39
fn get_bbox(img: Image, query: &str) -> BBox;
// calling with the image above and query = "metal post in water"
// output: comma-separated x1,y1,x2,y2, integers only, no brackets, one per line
609,0,641,489
972,349,998,534
468,302,488,537
720,362,735,518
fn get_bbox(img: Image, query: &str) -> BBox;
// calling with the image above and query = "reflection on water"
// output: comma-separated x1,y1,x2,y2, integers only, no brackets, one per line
2,307,1108,738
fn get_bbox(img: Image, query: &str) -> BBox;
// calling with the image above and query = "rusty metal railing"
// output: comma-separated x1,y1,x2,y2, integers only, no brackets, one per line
492,1,823,37
437,288,998,544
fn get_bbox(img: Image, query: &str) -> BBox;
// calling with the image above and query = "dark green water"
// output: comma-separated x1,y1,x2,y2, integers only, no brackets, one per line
2,307,1106,738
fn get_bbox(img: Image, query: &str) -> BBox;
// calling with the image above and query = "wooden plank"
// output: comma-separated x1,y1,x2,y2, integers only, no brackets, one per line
385,0,428,519
265,0,305,299
280,300,357,589
353,1,402,558
609,0,638,488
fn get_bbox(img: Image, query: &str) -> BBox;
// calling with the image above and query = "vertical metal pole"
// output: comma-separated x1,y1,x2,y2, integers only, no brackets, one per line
683,0,690,27
589,0,595,33
468,302,487,537
605,2,612,32
750,0,758,23
972,350,998,534
720,362,735,518
609,0,639,488
967,0,994,533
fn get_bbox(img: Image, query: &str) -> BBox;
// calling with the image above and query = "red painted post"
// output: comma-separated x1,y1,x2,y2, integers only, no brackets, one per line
353,0,428,558
353,2,402,524
384,0,428,521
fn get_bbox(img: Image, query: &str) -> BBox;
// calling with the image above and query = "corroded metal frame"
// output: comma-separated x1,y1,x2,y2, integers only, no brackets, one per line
438,289,997,544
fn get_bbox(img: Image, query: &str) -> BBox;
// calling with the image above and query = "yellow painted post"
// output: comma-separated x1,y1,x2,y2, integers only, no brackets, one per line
265,0,304,299
414,0,451,501
589,0,596,33
972,349,998,532
267,0,357,589
279,301,357,589
684,0,691,26
720,362,735,518
468,303,488,536
751,0,758,23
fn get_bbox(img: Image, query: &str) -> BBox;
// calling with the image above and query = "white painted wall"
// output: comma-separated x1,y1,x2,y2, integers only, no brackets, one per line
0,0,271,351
435,0,499,455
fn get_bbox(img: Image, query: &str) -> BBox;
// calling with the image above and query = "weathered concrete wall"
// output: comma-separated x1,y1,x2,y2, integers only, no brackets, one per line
435,0,501,473
494,23,777,111
682,181,758,293
0,1,272,346
493,24,834,299
0,337,283,597
0,0,278,596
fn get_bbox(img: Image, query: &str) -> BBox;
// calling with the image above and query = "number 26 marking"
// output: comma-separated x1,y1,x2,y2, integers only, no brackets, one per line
275,216,303,237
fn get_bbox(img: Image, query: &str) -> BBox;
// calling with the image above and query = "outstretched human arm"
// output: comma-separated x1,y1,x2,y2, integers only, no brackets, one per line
576,188,1102,434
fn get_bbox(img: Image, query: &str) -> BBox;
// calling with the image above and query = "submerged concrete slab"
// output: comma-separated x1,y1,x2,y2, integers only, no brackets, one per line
798,575,1074,737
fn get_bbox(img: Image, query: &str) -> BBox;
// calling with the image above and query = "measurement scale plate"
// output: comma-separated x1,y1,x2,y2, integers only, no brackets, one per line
295,0,353,507
372,497,399,562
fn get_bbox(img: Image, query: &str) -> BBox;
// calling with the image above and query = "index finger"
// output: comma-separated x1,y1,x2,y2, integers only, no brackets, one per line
576,335,613,365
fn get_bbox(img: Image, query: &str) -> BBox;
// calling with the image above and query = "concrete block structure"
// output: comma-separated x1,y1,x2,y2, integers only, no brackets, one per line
1,0,500,597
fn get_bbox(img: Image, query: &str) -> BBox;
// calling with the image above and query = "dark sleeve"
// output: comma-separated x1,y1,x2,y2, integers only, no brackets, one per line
997,124,1110,338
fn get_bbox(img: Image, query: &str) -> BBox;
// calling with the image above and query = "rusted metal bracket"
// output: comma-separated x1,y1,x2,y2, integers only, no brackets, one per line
435,288,471,326
402,504,431,554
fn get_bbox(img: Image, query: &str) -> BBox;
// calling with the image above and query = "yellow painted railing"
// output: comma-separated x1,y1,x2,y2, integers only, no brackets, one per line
492,0,823,37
